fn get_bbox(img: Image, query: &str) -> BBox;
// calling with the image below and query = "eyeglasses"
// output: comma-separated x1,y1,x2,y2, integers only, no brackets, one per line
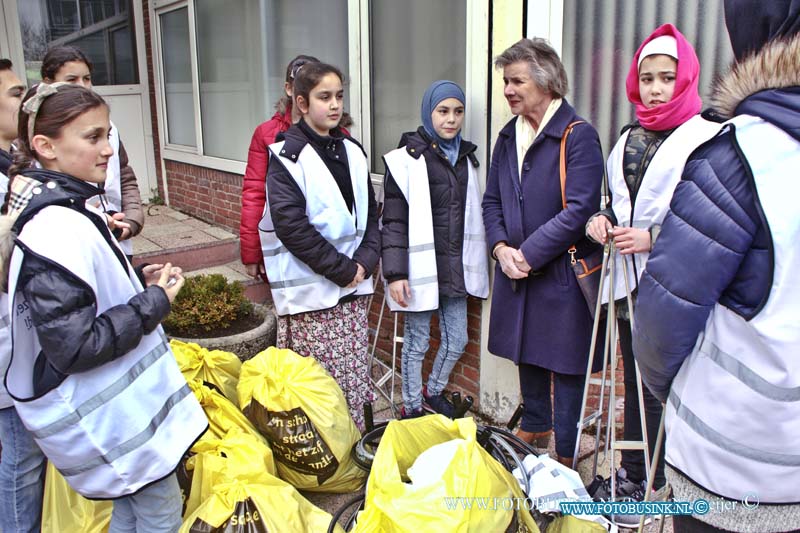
289,60,309,80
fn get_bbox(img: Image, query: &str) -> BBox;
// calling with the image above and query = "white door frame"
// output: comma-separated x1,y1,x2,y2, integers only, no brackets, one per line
1,0,158,201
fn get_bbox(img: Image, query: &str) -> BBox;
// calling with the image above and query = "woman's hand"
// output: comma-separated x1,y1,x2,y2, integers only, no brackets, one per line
245,263,265,279
612,227,651,255
388,279,411,308
154,262,185,302
587,215,612,244
347,263,367,288
496,245,531,279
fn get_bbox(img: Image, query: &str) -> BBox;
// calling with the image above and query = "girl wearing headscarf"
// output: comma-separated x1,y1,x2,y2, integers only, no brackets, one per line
381,80,489,419
585,24,720,523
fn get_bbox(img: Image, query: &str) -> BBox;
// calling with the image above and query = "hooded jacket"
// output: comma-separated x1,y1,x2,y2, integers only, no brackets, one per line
632,31,800,531
1,168,206,497
381,128,479,297
264,123,380,295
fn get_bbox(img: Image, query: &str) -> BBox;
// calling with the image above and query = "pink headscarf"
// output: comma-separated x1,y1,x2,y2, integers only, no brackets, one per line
625,24,702,131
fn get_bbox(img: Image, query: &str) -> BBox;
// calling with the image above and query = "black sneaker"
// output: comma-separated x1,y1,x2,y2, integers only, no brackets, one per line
587,468,649,528
399,407,425,419
423,390,455,418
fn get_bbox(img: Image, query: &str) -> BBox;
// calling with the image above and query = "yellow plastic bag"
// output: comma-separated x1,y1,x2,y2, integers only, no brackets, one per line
188,379,266,444
184,428,277,518
237,347,365,492
171,339,242,402
179,473,344,533
42,462,112,533
547,515,609,532
353,416,539,533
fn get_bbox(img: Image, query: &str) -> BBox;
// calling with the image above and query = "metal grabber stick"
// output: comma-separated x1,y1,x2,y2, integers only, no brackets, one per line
573,238,653,507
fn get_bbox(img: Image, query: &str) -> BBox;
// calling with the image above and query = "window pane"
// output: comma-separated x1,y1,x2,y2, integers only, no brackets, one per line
370,0,466,173
195,0,349,162
160,8,197,147
18,0,138,86
111,25,136,84
561,0,733,155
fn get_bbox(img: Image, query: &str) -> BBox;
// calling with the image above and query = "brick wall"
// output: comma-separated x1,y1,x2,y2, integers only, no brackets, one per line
368,283,483,407
165,161,243,233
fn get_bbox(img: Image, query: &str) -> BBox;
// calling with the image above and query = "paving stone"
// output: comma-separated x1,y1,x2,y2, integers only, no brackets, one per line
147,229,217,248
203,226,237,240
131,237,162,255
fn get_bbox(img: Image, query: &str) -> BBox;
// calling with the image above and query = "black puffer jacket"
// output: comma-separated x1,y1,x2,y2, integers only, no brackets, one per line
7,169,170,395
266,124,381,288
381,128,478,297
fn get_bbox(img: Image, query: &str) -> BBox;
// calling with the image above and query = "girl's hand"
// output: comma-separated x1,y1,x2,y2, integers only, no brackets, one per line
347,263,366,288
142,263,183,287
612,227,651,255
155,262,185,302
245,263,265,279
388,279,411,307
105,212,131,240
496,246,530,280
587,215,612,244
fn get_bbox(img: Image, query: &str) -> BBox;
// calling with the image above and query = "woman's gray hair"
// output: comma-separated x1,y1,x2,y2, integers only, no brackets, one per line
495,38,569,98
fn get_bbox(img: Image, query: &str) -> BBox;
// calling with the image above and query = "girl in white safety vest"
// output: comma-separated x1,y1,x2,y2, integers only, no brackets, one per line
584,24,720,522
381,80,489,419
41,45,144,262
261,62,381,431
0,83,207,531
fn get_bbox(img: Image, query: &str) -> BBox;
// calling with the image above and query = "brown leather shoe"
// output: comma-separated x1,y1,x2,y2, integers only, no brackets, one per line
514,428,552,449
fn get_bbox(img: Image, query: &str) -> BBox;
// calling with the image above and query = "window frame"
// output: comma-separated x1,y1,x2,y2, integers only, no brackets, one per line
151,0,488,181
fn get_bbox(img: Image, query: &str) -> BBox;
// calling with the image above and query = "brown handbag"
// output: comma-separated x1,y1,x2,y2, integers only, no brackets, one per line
560,120,604,317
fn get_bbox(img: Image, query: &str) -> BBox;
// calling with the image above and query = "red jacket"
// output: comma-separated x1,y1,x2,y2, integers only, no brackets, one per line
240,108,351,266
240,108,292,265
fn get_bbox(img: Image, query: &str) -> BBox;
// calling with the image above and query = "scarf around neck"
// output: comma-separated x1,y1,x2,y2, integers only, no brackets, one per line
420,80,465,166
626,24,703,131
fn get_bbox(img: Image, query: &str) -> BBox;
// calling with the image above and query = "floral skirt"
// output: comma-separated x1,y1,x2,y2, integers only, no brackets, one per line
277,296,374,431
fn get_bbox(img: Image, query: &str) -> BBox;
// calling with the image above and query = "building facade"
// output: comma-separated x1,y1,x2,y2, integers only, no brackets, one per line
0,0,732,421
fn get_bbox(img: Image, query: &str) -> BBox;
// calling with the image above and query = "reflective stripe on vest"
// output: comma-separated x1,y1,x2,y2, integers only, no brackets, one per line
382,148,489,312
6,203,207,499
0,293,11,409
602,115,720,303
665,114,800,504
261,139,373,316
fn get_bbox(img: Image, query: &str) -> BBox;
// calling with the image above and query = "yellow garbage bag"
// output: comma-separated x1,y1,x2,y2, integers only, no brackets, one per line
179,473,344,533
42,462,112,533
352,416,539,533
171,339,242,402
237,347,365,492
547,515,609,532
184,428,277,517
188,379,266,445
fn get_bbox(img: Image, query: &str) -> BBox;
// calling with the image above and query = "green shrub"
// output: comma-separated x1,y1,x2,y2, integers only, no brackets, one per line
163,274,254,336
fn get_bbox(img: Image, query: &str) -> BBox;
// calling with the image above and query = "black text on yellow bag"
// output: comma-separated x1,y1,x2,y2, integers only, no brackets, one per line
243,405,338,485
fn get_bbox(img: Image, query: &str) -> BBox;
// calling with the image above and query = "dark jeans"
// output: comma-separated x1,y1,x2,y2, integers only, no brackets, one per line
518,363,584,458
618,317,666,488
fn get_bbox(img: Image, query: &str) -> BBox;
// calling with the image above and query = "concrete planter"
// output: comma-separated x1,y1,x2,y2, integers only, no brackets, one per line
170,303,277,361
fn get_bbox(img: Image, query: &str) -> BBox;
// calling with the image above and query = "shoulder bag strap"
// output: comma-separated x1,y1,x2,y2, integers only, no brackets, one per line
560,120,585,264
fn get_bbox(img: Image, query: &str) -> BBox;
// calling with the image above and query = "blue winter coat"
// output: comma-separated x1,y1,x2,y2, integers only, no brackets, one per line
482,101,604,374
632,85,800,402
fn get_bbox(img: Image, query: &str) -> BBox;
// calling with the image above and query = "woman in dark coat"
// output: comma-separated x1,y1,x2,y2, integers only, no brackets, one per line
482,38,604,465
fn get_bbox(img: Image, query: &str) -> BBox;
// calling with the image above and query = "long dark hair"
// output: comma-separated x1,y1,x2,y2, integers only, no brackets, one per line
41,45,93,81
275,54,319,115
9,84,107,177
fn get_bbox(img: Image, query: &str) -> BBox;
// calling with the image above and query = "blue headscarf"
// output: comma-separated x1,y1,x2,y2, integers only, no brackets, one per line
421,80,465,166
